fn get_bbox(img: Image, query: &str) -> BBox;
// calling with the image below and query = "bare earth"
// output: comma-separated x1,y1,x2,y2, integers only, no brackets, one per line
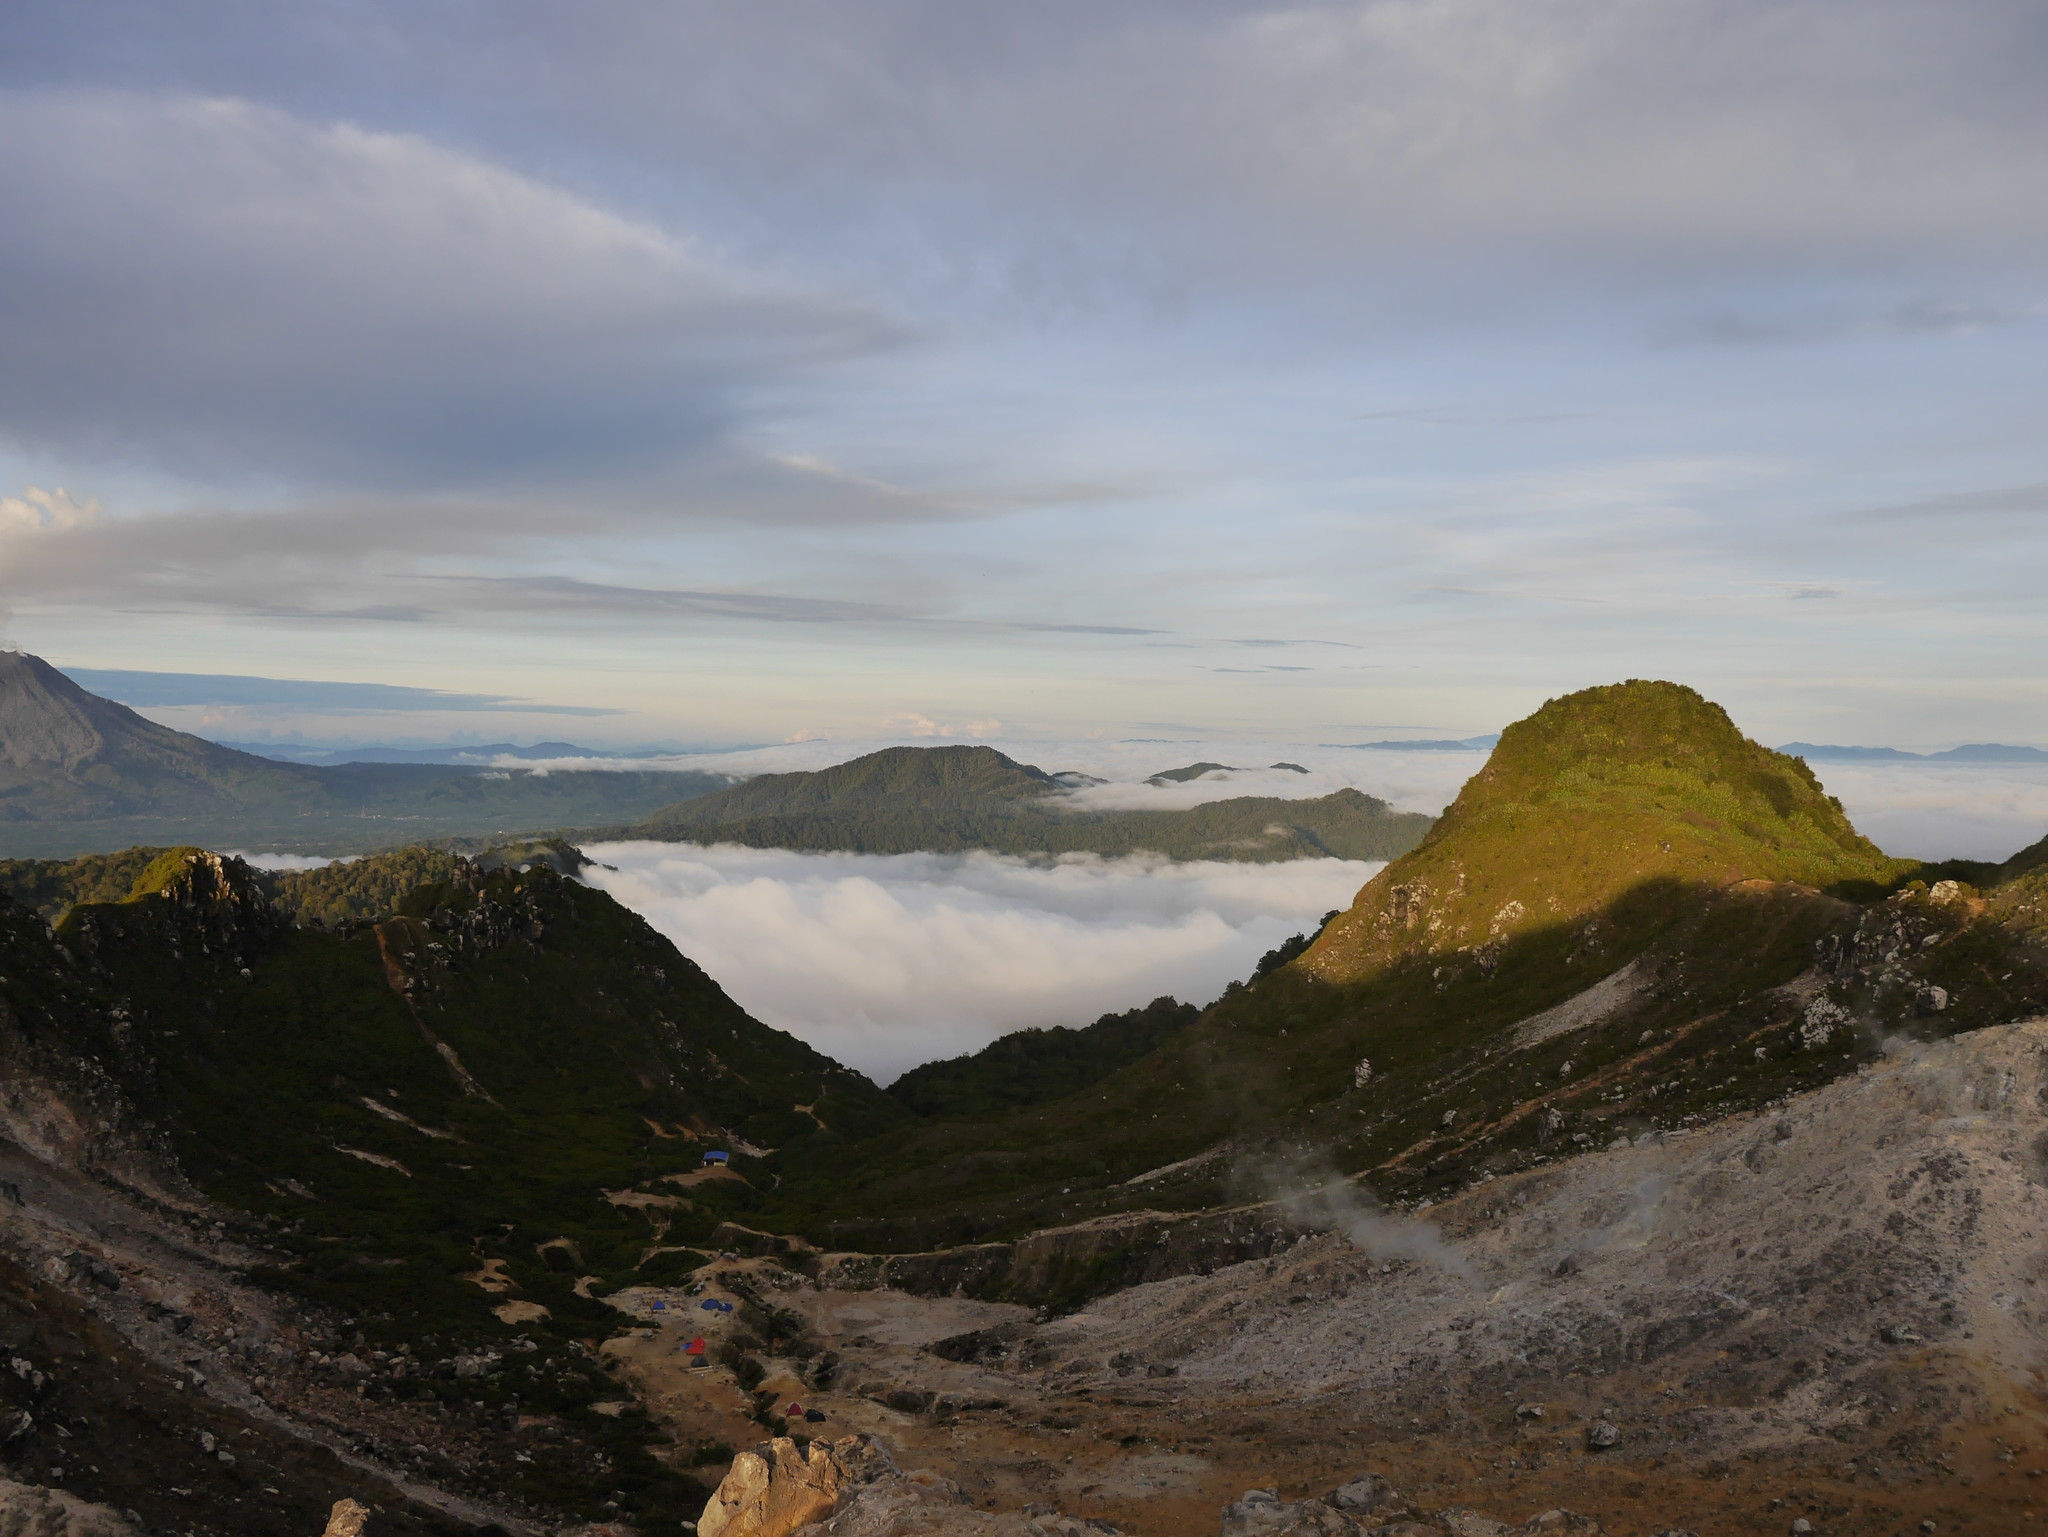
630,1018,2048,1535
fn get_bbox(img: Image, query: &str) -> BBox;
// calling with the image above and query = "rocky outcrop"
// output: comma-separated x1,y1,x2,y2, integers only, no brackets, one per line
699,1436,1617,1537
814,1205,1306,1309
697,1435,1130,1537
799,1471,1116,1536
0,1476,138,1537
698,1435,901,1537
1222,1489,1377,1536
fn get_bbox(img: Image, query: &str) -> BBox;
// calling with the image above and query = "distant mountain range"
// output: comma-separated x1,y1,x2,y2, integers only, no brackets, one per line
1779,740,2048,762
216,738,632,766
618,744,1435,862
1333,733,1502,751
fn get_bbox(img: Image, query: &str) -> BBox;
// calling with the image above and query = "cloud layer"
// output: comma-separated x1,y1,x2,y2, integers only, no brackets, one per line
0,91,893,485
582,842,1377,1082
1799,761,2048,863
64,667,618,715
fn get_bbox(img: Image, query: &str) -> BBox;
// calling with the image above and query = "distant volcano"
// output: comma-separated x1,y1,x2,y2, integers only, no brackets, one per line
0,650,723,855
0,649,323,821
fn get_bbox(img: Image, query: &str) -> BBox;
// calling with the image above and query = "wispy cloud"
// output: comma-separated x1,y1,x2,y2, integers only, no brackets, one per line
1845,483,2048,527
460,577,915,626
63,668,623,715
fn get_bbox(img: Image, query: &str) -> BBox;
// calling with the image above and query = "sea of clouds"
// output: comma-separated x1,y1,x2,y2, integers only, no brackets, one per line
580,842,1377,1084
566,741,2048,1082
1797,761,2048,863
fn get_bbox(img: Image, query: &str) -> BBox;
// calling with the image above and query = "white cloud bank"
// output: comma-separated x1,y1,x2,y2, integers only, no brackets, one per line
1801,762,2048,863
582,841,1378,1084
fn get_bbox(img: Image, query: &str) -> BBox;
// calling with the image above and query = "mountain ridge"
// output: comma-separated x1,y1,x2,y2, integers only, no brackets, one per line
1781,738,2048,762
0,840,915,1529
624,744,1433,863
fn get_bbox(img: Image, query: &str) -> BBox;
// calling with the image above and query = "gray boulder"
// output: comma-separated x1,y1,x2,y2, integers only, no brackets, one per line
1219,1490,1374,1537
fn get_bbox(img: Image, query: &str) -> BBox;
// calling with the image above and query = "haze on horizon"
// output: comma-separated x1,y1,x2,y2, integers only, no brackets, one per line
1,1,2044,751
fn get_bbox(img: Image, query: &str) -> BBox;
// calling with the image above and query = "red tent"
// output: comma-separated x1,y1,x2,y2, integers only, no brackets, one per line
684,1337,707,1356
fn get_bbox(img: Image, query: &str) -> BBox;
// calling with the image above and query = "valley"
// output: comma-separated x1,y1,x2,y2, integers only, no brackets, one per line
0,680,2045,1535
9,7,2038,1533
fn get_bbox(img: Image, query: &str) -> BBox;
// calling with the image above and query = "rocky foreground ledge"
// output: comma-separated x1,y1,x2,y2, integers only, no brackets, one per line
693,1432,1690,1537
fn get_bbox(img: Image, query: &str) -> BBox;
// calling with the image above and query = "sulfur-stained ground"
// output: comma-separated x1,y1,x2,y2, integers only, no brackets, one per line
619,1019,2048,1536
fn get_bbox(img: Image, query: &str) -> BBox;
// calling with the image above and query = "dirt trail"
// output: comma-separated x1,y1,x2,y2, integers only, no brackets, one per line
371,921,498,1102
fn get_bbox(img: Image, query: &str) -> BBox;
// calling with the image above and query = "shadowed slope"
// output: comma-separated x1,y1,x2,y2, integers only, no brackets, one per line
0,844,914,1529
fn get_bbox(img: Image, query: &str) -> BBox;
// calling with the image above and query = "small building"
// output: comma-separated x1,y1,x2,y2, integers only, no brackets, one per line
701,1149,730,1166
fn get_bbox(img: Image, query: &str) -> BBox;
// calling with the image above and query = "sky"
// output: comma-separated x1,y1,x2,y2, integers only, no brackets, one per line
2,1,2046,750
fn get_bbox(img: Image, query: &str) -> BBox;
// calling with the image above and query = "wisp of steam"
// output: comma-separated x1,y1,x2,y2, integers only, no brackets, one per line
1257,1155,1479,1285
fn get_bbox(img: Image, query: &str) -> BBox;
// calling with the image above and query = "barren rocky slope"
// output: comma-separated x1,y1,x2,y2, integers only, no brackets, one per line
643,1016,2048,1534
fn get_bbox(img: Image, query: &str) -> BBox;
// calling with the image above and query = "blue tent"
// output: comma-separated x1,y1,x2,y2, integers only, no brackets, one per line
702,1150,730,1166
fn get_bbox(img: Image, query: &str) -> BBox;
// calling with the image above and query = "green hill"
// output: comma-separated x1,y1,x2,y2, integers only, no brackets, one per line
624,744,1433,863
654,744,1057,816
1304,679,1905,983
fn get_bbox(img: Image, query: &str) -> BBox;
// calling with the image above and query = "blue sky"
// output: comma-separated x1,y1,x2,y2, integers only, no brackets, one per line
1,1,2045,750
